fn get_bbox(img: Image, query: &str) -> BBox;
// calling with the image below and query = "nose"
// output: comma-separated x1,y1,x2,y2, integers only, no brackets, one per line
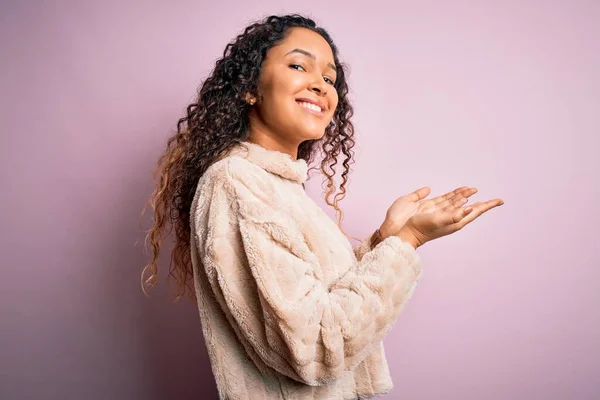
309,79,327,96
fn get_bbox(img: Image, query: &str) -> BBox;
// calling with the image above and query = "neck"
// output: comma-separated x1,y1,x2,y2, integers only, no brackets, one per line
247,115,301,160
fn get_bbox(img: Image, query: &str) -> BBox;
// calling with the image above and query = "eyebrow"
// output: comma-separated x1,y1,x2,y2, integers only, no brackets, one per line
284,48,337,73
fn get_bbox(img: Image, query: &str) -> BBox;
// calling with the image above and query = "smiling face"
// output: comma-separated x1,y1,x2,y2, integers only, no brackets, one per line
246,27,339,155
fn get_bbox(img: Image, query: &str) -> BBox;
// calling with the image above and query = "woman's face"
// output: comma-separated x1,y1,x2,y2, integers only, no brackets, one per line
248,27,339,148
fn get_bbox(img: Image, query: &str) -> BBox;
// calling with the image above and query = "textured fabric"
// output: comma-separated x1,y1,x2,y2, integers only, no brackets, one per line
190,140,423,399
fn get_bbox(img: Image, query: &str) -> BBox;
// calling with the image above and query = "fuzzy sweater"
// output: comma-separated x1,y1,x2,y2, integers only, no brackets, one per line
190,140,423,399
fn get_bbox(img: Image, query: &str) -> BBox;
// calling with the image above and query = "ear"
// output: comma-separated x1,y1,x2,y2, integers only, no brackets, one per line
244,92,256,105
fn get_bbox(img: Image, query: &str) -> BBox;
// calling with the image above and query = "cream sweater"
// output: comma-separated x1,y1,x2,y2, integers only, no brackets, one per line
190,140,423,399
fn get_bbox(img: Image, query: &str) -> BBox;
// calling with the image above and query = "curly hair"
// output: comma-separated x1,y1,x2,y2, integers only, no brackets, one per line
141,13,361,302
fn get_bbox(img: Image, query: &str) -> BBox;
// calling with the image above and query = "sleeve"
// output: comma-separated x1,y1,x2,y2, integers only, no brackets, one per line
196,163,423,386
353,232,376,261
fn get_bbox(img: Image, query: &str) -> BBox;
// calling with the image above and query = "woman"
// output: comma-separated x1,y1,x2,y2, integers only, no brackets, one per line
141,14,503,399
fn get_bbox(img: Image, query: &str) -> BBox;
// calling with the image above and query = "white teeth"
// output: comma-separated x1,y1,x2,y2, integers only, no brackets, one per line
298,101,322,112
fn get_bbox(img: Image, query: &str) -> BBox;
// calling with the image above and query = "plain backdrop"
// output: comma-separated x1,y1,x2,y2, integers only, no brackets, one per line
1,0,598,399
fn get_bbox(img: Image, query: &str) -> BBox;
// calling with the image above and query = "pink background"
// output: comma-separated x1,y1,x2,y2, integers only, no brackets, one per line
1,1,598,399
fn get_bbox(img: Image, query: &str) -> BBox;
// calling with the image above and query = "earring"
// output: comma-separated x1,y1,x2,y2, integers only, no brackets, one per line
245,92,256,105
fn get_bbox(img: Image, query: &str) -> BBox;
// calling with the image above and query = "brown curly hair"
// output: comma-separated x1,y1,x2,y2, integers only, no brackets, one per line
140,13,361,302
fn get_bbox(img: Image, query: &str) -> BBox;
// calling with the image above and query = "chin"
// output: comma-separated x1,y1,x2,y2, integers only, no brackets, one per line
303,129,327,141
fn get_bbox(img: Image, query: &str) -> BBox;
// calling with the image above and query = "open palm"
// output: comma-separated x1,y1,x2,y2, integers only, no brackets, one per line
403,196,505,247
382,186,478,237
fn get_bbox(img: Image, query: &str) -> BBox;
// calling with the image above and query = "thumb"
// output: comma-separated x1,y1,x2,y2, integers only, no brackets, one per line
438,206,472,226
452,206,472,223
407,186,431,202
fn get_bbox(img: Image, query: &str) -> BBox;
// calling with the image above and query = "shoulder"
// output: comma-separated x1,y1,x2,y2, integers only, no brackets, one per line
199,154,303,235
202,155,277,204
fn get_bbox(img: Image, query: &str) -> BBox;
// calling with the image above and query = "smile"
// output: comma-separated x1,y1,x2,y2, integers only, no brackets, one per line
296,101,324,115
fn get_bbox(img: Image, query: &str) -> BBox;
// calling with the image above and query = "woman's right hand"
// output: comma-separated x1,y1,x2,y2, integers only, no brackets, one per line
397,197,505,248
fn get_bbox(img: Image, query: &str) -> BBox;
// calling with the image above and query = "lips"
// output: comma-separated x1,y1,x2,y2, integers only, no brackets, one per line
297,102,323,116
296,97,326,112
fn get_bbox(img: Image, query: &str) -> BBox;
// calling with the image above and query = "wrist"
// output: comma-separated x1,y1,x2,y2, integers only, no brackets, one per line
370,222,421,250
369,228,383,250
370,221,394,250
398,228,420,249
378,220,394,240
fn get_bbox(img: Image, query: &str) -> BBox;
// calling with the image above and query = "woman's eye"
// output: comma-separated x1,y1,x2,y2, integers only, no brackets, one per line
291,64,335,85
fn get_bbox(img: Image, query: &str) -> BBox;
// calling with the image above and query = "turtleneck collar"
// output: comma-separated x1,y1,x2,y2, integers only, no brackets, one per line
227,140,308,184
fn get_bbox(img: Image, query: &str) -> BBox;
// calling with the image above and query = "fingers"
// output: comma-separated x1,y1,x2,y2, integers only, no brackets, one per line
433,205,472,227
437,198,502,229
438,187,478,211
407,186,431,202
430,186,469,205
440,195,468,211
455,199,504,229
453,206,473,223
